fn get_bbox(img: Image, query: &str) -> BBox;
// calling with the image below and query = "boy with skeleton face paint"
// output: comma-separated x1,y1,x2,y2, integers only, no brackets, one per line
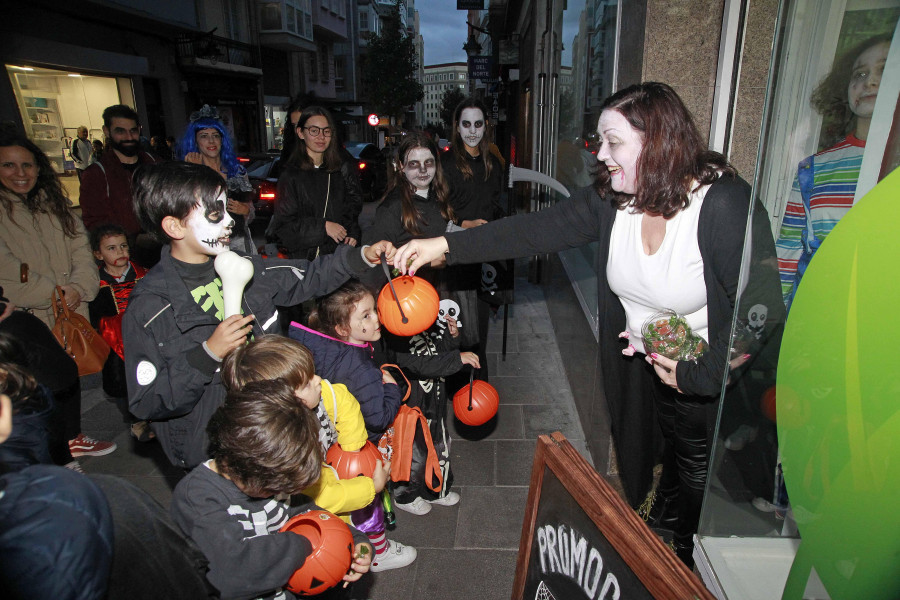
122,162,396,468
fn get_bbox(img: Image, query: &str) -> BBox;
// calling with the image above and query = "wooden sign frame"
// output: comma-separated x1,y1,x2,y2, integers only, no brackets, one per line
511,432,714,600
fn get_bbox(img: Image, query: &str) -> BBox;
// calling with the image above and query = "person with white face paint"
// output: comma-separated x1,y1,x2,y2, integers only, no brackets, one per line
362,133,480,513
123,161,397,469
441,98,507,382
777,35,892,308
390,83,783,568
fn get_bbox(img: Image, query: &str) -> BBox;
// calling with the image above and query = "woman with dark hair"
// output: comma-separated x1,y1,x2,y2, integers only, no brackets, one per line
441,97,508,380
443,97,504,227
362,132,477,514
178,105,256,254
0,132,116,467
267,106,362,260
777,35,891,308
391,82,776,565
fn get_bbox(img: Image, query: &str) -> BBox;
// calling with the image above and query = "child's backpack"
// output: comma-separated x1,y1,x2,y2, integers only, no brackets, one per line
377,365,444,493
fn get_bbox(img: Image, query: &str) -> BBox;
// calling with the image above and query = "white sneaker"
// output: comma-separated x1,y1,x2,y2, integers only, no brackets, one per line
395,496,432,515
427,491,460,506
370,540,417,572
63,460,85,474
724,425,758,451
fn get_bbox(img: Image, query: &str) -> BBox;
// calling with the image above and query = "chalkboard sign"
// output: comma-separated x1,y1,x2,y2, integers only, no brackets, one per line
512,432,714,600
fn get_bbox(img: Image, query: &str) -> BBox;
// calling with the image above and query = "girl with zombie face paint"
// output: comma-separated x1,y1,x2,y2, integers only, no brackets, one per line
441,98,508,383
442,98,505,228
361,134,482,513
178,105,257,254
267,106,362,261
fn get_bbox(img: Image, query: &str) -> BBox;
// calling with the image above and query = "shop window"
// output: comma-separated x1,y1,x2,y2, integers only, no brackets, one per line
695,2,899,597
6,65,127,181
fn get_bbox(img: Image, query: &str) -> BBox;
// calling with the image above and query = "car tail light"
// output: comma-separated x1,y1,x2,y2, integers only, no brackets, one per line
238,156,250,163
358,161,368,170
258,181,277,202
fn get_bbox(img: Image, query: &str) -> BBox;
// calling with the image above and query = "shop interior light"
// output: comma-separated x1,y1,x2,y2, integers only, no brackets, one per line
10,65,34,71
67,73,82,77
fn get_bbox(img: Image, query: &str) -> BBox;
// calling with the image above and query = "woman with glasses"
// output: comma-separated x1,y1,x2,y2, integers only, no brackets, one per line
267,106,362,260
177,105,256,253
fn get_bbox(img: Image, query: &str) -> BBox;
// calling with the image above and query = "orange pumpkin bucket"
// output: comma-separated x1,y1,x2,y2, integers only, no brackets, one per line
280,510,353,596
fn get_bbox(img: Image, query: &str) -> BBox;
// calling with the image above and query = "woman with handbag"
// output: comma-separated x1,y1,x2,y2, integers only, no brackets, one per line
0,132,116,467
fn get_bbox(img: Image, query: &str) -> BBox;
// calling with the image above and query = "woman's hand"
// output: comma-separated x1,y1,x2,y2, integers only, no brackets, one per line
325,221,347,243
343,237,358,247
393,237,449,276
184,152,203,165
372,458,391,493
647,353,682,393
364,241,396,264
343,543,373,586
226,199,250,216
461,219,488,228
59,285,82,310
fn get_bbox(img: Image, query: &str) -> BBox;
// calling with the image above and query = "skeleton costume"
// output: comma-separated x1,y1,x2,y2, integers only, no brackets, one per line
124,196,376,468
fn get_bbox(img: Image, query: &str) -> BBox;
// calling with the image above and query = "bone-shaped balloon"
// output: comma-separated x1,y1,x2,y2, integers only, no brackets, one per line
214,251,254,318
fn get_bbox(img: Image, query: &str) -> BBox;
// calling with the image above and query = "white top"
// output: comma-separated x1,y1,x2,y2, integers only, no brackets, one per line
606,183,711,354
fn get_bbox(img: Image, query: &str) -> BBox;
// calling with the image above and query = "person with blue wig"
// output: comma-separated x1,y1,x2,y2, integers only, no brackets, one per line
177,105,257,254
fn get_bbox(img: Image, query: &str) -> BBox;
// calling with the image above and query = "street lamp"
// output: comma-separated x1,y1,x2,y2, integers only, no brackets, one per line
462,35,482,57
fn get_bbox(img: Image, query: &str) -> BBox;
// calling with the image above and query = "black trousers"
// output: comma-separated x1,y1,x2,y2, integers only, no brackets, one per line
653,383,718,546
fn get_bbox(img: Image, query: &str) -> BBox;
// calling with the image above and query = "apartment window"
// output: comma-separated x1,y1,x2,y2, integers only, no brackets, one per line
318,46,330,82
259,2,282,30
335,56,345,91
359,10,369,30
286,4,296,32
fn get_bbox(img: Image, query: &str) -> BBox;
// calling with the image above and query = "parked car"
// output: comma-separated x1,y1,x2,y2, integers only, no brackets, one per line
437,138,451,152
242,152,282,222
344,141,388,201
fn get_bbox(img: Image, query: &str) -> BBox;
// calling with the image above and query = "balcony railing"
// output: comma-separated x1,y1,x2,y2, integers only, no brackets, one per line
176,34,260,70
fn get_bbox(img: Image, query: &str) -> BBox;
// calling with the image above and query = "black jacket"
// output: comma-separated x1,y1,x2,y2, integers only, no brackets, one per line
268,161,362,260
123,245,374,468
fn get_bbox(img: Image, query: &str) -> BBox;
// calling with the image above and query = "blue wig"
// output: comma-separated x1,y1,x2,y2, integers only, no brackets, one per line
176,114,243,179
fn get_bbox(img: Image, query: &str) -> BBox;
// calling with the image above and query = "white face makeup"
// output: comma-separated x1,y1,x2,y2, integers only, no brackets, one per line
847,41,889,121
402,146,437,192
186,191,234,255
597,109,643,196
458,107,486,149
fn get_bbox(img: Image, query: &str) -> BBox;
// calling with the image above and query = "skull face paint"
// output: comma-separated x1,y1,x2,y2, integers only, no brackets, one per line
187,190,234,255
402,146,436,192
458,107,485,150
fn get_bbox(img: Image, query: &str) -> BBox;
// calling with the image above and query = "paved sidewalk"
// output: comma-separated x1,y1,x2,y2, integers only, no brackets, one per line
77,261,592,600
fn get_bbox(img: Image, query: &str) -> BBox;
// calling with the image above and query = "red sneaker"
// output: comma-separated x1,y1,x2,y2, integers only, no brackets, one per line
68,434,117,457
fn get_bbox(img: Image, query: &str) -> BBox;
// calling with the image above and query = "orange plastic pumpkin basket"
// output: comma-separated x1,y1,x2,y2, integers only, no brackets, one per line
325,440,382,480
280,510,353,596
453,379,500,426
377,275,440,336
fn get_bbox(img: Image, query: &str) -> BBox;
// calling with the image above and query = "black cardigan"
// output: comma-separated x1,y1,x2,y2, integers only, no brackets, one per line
442,176,756,504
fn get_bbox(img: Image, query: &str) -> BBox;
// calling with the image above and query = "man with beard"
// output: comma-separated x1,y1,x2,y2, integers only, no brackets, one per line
80,105,160,266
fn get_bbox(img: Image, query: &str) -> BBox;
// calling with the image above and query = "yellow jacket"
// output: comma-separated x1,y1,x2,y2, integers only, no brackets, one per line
302,380,376,517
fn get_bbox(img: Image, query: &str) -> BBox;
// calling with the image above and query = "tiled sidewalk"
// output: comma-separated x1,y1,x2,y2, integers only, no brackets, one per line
77,262,591,600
